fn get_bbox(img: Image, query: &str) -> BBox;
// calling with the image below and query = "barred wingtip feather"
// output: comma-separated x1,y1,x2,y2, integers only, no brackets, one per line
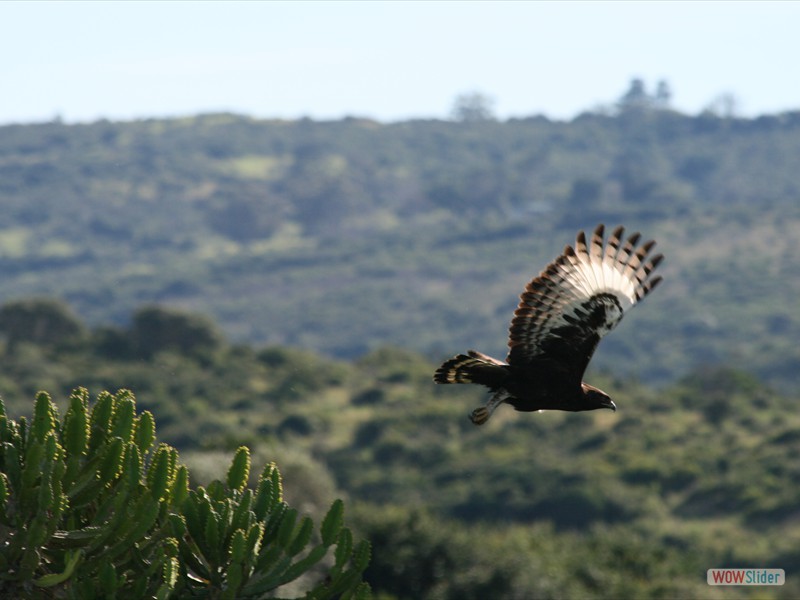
506,224,663,364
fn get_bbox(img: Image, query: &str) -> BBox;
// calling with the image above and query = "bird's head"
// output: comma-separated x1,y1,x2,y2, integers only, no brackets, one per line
581,383,616,412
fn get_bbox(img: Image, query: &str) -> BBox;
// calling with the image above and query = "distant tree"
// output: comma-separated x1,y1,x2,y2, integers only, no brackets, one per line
703,92,739,118
0,298,86,350
130,305,223,360
277,151,368,235
91,325,135,360
451,91,497,122
208,197,284,242
677,155,719,184
654,79,672,109
611,147,665,202
617,78,673,113
617,78,650,112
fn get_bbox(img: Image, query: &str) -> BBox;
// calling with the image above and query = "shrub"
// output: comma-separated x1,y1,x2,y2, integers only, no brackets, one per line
0,388,370,599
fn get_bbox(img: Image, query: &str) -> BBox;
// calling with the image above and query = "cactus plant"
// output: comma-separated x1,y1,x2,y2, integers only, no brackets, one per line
0,389,371,599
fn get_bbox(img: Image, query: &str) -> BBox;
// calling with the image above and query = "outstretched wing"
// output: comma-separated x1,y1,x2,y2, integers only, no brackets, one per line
507,225,663,378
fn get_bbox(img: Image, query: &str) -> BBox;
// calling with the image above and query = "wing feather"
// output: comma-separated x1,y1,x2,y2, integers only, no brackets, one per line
603,225,625,293
588,224,604,290
507,224,663,377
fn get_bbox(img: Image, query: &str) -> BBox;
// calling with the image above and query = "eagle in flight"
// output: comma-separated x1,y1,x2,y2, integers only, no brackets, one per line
434,225,663,425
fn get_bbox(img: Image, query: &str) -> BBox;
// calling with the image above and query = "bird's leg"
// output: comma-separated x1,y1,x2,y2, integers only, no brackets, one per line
469,390,510,425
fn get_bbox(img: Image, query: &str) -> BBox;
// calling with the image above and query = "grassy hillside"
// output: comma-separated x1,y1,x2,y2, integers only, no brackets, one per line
1,110,799,390
1,308,799,598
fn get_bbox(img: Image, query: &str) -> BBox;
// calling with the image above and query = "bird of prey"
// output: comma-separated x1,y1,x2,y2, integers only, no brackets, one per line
434,225,663,425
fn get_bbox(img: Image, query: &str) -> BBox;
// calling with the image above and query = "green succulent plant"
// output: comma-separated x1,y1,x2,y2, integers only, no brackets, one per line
0,388,370,599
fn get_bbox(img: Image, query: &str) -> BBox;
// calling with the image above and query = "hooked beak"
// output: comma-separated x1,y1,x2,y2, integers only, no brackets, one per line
603,399,617,412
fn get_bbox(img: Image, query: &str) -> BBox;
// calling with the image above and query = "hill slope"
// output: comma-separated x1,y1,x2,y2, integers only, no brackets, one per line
1,110,799,388
1,315,798,599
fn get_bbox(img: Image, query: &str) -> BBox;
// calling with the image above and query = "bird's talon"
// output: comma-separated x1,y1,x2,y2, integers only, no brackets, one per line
470,407,489,425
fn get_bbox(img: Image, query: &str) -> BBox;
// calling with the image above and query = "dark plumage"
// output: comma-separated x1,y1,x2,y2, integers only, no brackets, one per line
434,225,663,425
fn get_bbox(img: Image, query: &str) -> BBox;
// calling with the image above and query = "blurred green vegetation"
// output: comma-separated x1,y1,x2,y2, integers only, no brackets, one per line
1,107,800,390
1,302,798,598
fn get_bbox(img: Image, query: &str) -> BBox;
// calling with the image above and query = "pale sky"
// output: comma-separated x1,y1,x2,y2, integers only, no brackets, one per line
2,1,799,125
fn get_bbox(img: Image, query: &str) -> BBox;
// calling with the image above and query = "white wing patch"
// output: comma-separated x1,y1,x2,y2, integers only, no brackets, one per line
508,225,663,363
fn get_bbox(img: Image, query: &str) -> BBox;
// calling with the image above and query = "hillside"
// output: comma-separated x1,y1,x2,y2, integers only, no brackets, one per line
1,109,799,393
1,309,798,599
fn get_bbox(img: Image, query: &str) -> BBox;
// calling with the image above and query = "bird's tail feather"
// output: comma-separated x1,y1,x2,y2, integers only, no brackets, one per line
433,350,508,388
